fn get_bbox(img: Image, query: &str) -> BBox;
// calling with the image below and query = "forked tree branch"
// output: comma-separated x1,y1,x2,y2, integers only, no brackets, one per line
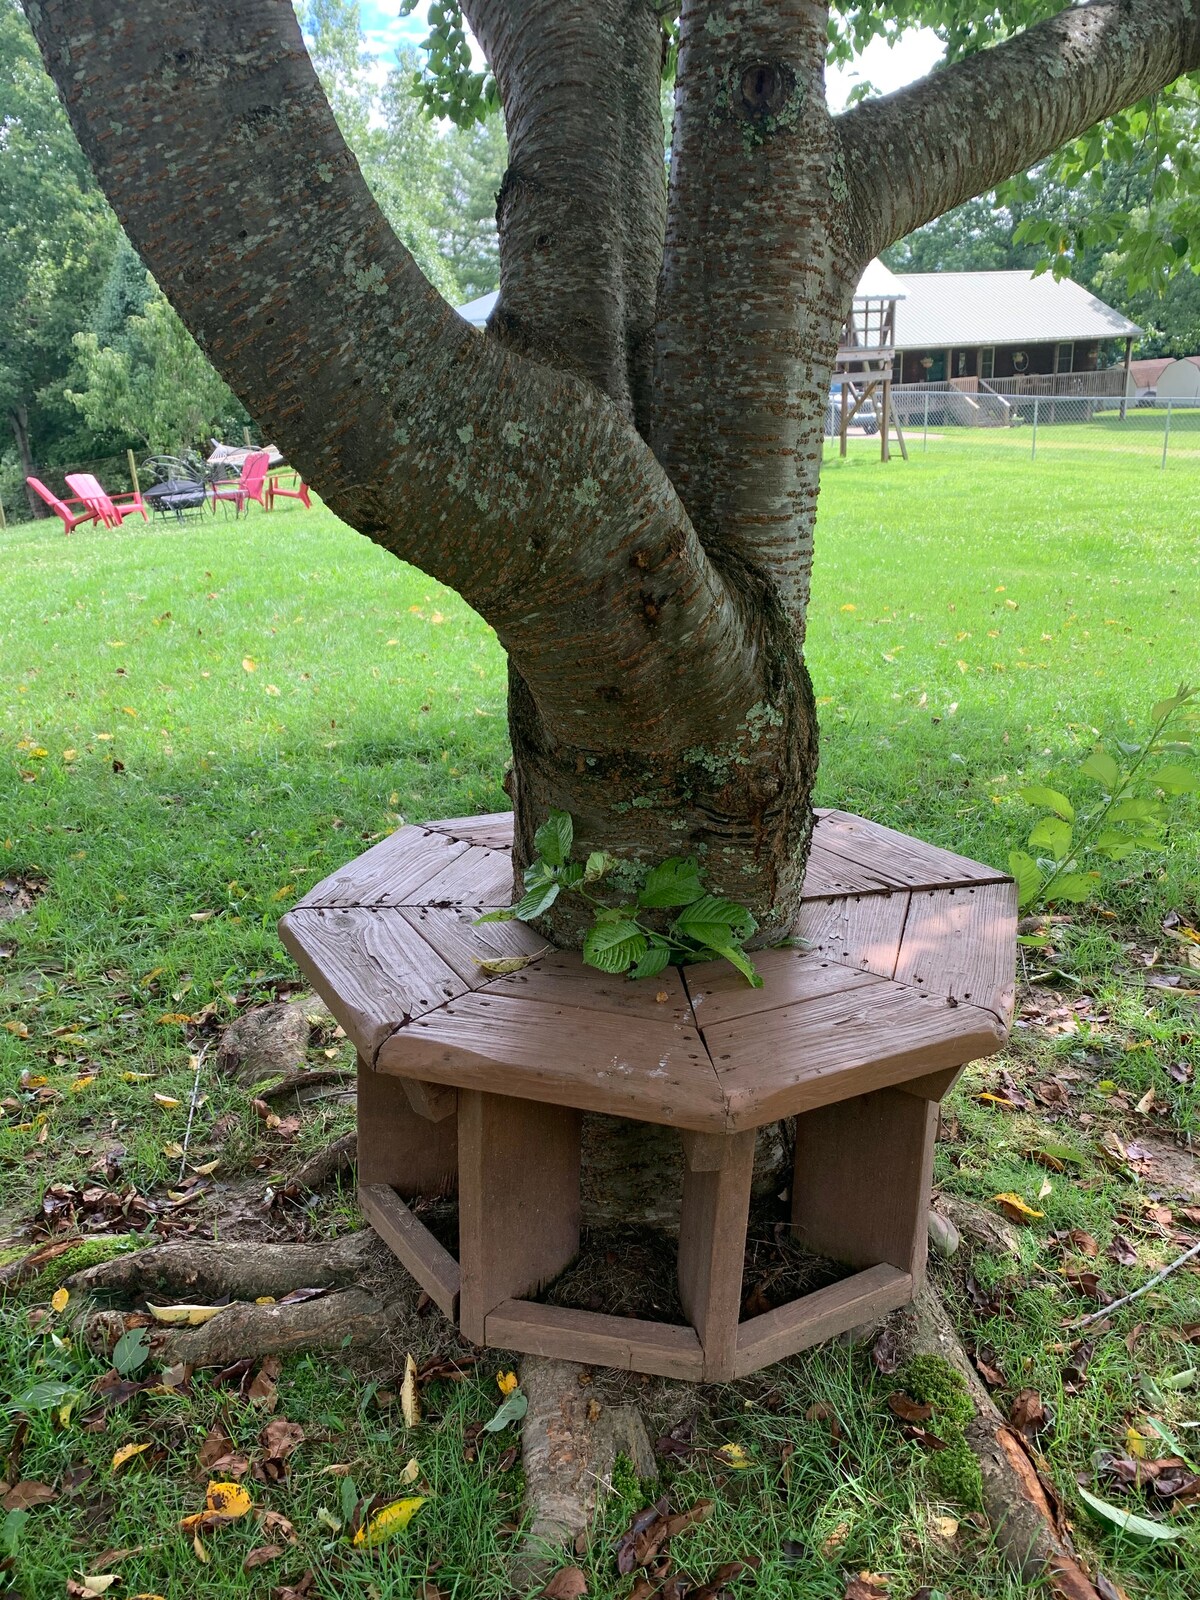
25,0,762,751
840,0,1200,258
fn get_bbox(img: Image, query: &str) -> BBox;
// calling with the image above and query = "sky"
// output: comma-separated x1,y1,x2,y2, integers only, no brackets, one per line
355,2,946,112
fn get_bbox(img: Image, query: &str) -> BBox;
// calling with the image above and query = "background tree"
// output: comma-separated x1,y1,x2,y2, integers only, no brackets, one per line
0,0,115,513
22,0,1200,939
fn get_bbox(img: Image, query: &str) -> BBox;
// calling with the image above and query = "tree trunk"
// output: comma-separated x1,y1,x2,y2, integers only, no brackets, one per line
10,405,43,518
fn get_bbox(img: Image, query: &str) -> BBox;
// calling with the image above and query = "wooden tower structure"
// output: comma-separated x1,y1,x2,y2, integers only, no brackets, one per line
834,258,907,461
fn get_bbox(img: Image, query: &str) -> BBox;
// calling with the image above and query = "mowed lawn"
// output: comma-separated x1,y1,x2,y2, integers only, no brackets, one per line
2,443,1199,1599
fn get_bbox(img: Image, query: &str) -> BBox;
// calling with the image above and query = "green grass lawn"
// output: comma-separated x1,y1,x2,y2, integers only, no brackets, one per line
2,445,1199,1597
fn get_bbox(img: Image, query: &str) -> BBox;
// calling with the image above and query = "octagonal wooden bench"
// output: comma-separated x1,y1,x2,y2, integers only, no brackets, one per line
280,809,1016,1381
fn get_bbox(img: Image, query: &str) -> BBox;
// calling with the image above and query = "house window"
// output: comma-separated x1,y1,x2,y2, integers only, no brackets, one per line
1056,342,1075,373
980,347,995,380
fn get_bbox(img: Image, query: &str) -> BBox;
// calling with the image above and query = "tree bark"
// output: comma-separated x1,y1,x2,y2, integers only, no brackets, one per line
10,405,43,518
22,0,1200,938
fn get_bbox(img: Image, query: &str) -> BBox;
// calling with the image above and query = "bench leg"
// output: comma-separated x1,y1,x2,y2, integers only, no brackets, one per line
677,1129,756,1382
791,1085,937,1284
458,1090,581,1345
356,1058,458,1197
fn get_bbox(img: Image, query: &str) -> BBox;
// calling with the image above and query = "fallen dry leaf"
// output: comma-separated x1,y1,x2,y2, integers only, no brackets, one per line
541,1566,588,1599
242,1544,284,1572
887,1392,933,1424
146,1302,225,1327
401,1352,421,1429
111,1442,151,1473
993,1192,1043,1224
2,1479,56,1510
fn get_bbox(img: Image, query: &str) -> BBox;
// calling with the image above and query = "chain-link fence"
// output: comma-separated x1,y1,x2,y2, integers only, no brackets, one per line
829,382,1200,471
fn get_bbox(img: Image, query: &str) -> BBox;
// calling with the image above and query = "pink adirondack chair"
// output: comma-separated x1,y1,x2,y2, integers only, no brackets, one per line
25,477,103,535
265,469,312,511
64,472,148,529
210,450,271,516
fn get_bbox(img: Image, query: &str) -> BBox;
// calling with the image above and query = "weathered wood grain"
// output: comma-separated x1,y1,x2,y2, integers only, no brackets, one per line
893,882,1018,1024
709,984,1006,1128
398,904,547,987
481,949,695,1025
356,1057,458,1195
794,892,910,978
303,826,468,908
792,1086,938,1279
423,811,516,850
485,1299,704,1379
732,1265,912,1377
457,1090,581,1344
378,992,725,1131
280,907,466,1057
406,845,514,909
814,810,1010,892
684,953,880,1030
358,1183,461,1320
677,1129,755,1381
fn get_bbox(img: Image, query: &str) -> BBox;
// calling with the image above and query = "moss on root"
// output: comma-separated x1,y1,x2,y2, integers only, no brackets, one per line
2,1235,140,1304
897,1354,984,1512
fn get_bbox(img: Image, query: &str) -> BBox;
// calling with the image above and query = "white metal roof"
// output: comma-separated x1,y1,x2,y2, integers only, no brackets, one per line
457,290,497,327
891,269,1139,350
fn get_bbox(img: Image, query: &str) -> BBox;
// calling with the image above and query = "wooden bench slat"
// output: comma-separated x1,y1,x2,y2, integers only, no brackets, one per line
684,954,880,1029
479,949,695,1025
304,826,469,908
377,992,726,1131
801,835,898,899
710,983,1006,1128
422,812,516,850
733,1264,912,1377
406,845,514,909
398,904,548,987
794,892,910,978
893,881,1018,1025
358,1184,461,1321
280,907,466,1058
813,810,1010,891
485,1299,704,1380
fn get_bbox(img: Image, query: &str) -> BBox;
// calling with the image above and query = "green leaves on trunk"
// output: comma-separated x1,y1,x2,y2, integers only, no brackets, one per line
476,810,761,986
1010,684,1198,911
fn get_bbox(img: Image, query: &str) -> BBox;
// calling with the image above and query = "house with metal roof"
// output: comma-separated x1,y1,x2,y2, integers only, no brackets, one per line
891,269,1140,391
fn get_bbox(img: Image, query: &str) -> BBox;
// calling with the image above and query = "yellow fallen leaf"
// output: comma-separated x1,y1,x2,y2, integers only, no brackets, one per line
932,1515,959,1540
1127,1425,1147,1459
272,883,295,900
715,1443,751,1469
76,1578,119,1598
147,1303,226,1326
353,1497,426,1547
190,1159,219,1176
122,1071,152,1083
156,1014,192,1027
70,1075,96,1093
51,1287,70,1313
400,1457,420,1485
255,1296,277,1305
3,1020,30,1038
153,1093,181,1109
401,1352,420,1429
242,657,257,672
820,1521,850,1559
265,684,280,695
206,1481,253,1518
192,1533,208,1564
993,1192,1043,1222
162,1141,184,1159
112,1441,151,1472
497,1371,518,1395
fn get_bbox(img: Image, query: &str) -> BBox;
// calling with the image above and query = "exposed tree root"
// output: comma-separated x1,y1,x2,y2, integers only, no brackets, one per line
281,1131,357,1196
257,1067,356,1101
66,1231,376,1302
508,1355,656,1592
898,1286,1101,1600
153,1287,398,1366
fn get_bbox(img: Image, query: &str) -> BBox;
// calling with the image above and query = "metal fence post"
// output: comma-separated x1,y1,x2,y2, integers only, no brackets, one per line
1161,400,1172,470
1031,398,1039,461
923,389,929,453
